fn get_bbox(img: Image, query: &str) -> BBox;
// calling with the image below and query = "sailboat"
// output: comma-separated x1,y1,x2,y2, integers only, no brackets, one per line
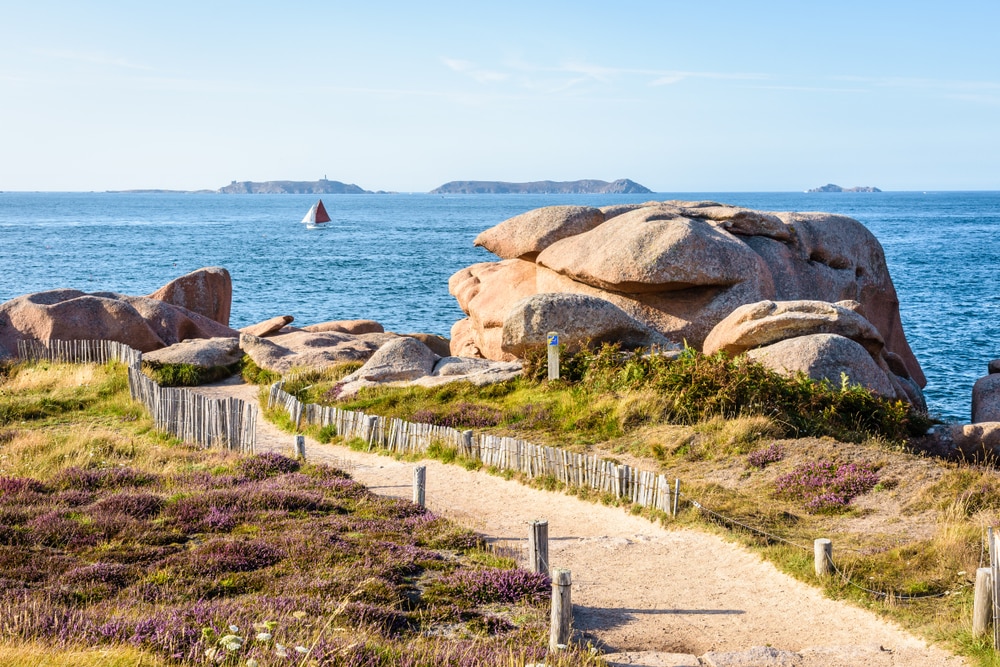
301,199,331,227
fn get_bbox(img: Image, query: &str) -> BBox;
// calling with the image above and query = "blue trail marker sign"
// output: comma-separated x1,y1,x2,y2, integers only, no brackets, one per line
547,331,560,381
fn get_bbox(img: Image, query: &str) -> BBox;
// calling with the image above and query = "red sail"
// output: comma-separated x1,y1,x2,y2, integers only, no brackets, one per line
314,199,331,223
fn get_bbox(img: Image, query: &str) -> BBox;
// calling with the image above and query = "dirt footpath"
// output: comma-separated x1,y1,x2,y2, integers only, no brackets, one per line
198,380,967,667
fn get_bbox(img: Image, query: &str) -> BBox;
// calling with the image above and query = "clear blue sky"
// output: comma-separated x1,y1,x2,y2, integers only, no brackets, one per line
2,1,998,192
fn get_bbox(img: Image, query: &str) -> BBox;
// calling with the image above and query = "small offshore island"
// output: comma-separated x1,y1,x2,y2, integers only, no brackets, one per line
807,183,882,193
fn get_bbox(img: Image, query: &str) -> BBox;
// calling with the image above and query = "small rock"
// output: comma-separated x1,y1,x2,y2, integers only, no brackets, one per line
601,651,700,667
241,315,294,338
341,337,439,384
973,374,1000,423
143,337,242,368
302,319,385,335
701,646,802,667
948,422,1000,459
989,359,1000,375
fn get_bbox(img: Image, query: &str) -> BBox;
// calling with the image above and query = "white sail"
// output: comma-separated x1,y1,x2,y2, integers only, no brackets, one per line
301,203,318,224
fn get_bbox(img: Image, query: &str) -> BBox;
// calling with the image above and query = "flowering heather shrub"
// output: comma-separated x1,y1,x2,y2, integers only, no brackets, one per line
237,452,301,480
0,475,48,496
412,403,503,429
90,492,164,519
203,506,238,532
746,443,784,469
27,511,96,548
55,466,158,491
338,601,411,635
304,462,353,481
435,568,551,605
0,524,29,546
774,460,880,512
61,562,134,602
53,490,96,507
181,539,284,575
511,403,553,430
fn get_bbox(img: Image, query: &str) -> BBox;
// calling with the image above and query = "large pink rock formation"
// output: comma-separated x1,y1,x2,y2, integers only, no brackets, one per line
450,201,925,388
0,268,238,356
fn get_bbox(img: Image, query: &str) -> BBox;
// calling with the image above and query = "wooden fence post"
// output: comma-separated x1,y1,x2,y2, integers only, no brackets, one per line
293,435,306,460
814,538,833,577
975,567,993,637
549,568,572,651
672,478,680,517
528,520,549,574
546,332,560,381
413,466,426,507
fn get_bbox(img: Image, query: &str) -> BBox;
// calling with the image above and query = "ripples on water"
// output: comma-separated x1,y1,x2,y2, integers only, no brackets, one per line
1,191,997,422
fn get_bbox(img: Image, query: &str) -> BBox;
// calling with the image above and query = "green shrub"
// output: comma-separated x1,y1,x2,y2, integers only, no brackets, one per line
141,362,238,387
239,357,281,385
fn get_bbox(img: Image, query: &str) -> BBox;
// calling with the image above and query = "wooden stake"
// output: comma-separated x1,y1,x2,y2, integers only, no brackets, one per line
549,568,572,651
293,435,306,459
975,567,993,637
814,538,833,577
672,478,680,517
413,465,426,507
528,520,549,574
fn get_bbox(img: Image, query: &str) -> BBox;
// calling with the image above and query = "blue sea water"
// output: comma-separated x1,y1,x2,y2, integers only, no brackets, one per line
1,191,998,422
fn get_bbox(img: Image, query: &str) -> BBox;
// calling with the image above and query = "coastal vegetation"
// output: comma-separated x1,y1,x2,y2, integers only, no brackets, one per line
263,345,1000,665
0,360,602,666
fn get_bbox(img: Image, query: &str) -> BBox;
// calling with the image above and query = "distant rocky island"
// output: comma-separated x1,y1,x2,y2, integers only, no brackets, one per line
218,179,373,194
807,184,882,193
431,179,652,195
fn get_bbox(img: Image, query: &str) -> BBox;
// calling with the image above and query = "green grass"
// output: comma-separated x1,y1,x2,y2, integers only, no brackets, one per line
141,360,240,387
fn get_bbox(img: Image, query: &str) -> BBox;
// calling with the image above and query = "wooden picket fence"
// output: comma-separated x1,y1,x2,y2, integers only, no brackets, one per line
18,339,141,366
267,382,677,513
16,339,255,453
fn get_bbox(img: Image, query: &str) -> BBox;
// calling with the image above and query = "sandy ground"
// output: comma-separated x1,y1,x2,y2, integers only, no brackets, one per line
194,379,968,666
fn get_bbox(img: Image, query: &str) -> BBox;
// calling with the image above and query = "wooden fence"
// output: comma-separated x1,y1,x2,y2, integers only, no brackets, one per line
268,382,676,513
16,339,255,453
18,339,141,366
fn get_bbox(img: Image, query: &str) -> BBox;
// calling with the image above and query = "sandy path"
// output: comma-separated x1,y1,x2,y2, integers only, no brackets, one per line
195,380,966,666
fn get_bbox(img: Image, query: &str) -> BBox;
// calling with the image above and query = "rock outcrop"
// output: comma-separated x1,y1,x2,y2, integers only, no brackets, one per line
972,374,1000,423
451,200,925,390
747,334,897,397
239,330,397,374
501,293,676,357
0,286,239,355
335,339,522,398
143,337,243,369
146,266,232,326
706,300,923,406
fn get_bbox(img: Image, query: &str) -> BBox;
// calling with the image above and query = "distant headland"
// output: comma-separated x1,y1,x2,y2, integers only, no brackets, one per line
807,183,882,193
109,177,653,195
218,178,375,194
430,179,652,195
